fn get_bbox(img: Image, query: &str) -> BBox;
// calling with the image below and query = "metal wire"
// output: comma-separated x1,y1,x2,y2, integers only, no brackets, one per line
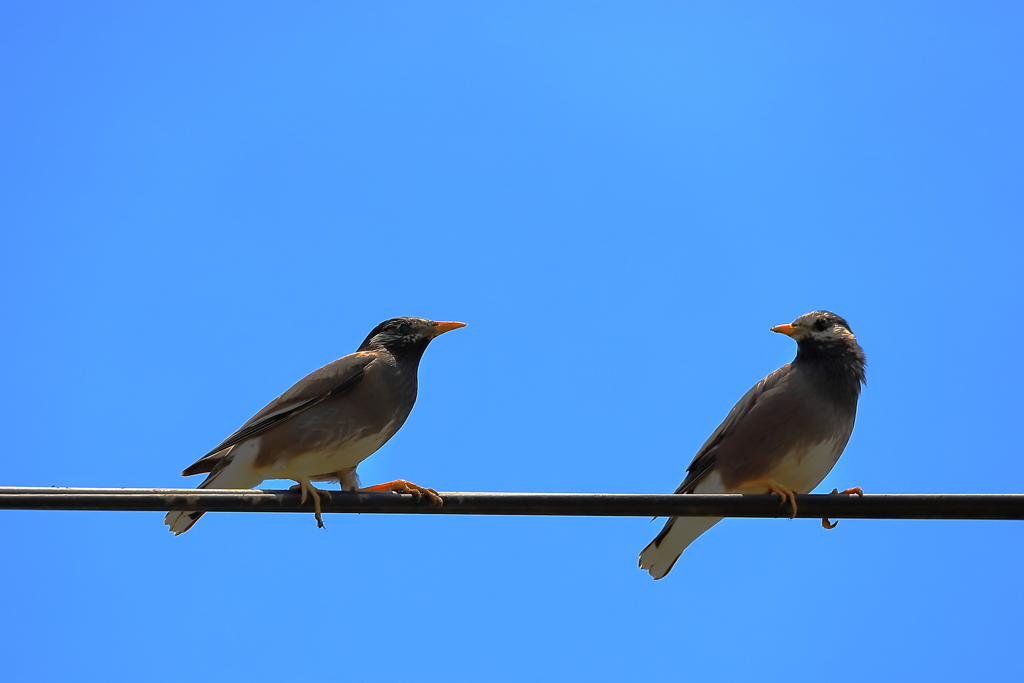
2,487,1023,520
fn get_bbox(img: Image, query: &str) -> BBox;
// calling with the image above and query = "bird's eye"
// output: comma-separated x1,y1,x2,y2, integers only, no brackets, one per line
814,318,830,332
397,323,411,335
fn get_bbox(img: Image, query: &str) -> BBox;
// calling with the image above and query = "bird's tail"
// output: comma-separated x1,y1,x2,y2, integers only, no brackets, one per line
638,516,723,579
164,453,261,535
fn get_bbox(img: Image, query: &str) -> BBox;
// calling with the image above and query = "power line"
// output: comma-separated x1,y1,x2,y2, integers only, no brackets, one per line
2,487,1023,520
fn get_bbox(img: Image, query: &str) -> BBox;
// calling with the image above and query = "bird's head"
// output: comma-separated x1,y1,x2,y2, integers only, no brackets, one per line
771,310,865,378
771,310,855,345
358,317,466,353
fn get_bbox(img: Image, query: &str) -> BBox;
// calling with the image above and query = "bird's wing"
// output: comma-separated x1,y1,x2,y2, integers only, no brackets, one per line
181,351,377,476
675,363,792,493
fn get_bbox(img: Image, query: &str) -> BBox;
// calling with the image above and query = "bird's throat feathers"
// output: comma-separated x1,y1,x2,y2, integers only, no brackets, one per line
794,341,866,403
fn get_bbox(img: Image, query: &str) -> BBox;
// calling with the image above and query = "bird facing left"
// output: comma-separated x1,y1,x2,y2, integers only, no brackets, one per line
639,310,866,579
164,316,466,535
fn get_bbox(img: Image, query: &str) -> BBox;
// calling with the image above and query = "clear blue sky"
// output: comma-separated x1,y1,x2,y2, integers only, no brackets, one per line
2,3,1022,680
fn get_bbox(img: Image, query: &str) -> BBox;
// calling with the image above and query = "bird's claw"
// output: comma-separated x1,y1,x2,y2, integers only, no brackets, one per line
291,480,332,529
822,486,864,530
764,482,798,518
406,483,443,507
774,488,798,518
360,479,444,506
736,478,799,518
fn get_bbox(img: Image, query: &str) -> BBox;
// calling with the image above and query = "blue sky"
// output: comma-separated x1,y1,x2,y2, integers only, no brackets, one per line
2,2,1022,680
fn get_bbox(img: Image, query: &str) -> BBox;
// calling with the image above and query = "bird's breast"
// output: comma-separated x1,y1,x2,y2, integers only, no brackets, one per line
250,355,419,479
755,436,848,494
251,391,412,474
258,416,404,480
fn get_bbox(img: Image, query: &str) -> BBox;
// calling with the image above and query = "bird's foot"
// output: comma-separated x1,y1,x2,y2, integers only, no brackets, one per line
360,479,443,506
822,486,864,529
834,486,864,496
290,479,332,528
737,479,799,518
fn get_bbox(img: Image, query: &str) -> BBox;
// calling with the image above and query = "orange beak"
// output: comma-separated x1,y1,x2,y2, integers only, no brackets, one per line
770,323,799,337
431,321,467,336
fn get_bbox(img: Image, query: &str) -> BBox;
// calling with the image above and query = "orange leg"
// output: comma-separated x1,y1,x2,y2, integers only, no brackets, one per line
822,486,865,530
736,479,799,518
360,479,444,506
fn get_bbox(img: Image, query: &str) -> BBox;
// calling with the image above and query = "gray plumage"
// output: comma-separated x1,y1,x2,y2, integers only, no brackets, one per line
165,316,465,534
639,310,866,579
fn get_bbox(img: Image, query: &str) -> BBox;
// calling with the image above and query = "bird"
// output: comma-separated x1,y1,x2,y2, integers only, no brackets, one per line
164,316,466,535
638,310,866,579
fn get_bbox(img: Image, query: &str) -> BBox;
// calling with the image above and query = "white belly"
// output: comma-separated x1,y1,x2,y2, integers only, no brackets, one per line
263,420,399,481
750,438,843,494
